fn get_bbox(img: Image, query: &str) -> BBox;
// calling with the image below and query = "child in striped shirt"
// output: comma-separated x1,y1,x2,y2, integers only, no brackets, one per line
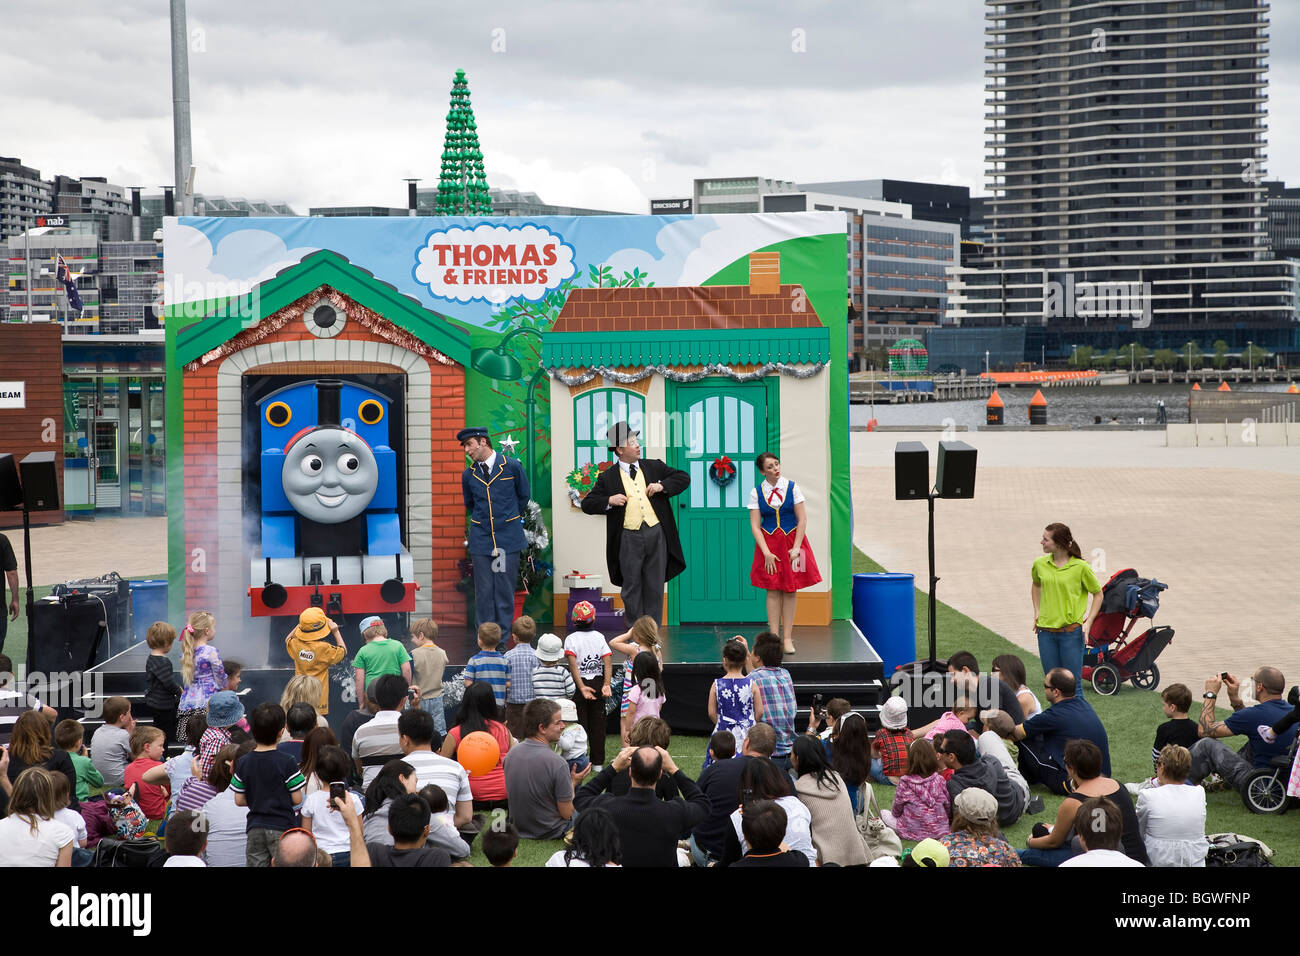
463,623,510,710
531,634,577,702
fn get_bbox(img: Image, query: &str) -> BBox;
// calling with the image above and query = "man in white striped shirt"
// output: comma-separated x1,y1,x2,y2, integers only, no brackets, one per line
398,707,472,828
352,675,409,789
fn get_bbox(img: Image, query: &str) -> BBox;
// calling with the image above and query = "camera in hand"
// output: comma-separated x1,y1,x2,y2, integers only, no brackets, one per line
329,781,347,804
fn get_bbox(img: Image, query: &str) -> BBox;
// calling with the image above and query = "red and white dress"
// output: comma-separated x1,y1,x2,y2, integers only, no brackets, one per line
747,477,822,592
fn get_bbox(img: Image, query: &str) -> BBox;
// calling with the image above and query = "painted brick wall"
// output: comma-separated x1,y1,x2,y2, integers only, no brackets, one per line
182,296,467,626
0,323,66,528
181,361,219,611
426,362,466,625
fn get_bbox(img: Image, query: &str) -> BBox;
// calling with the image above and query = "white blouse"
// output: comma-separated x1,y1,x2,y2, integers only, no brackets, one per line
747,477,806,510
1136,783,1208,867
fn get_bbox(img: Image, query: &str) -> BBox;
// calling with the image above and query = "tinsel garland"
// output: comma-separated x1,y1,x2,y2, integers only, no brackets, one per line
188,287,456,370
547,361,829,386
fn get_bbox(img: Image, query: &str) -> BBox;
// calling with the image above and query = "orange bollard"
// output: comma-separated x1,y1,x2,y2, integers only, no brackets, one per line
1029,388,1047,425
986,389,1004,426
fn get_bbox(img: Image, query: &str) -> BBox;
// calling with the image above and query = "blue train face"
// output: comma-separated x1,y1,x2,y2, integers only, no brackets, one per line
282,426,379,523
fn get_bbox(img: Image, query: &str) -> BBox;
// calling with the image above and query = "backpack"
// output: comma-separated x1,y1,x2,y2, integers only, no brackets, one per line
1205,832,1274,868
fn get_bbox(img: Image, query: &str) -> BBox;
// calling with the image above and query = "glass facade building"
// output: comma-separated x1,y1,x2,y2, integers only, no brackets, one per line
950,0,1299,359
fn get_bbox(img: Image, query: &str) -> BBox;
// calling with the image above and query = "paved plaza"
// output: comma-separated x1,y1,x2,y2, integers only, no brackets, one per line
11,430,1298,695
852,429,1300,692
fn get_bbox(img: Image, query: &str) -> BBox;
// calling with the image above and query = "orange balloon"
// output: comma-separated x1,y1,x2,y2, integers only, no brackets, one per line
457,730,501,777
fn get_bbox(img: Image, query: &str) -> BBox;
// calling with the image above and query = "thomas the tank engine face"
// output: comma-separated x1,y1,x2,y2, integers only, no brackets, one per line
281,426,379,524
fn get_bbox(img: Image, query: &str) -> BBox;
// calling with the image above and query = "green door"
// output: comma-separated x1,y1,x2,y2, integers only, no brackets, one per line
670,381,769,623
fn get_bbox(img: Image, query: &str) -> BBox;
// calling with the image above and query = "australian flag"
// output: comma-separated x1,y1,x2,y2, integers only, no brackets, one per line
56,254,83,315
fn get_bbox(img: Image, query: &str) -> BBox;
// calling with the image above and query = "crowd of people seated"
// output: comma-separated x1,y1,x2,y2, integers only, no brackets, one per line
2,610,1290,868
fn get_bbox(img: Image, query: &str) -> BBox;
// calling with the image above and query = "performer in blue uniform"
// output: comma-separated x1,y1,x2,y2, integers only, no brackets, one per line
458,427,530,637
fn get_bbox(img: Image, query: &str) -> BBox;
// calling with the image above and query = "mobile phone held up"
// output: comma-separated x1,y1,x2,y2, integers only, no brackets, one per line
329,781,347,805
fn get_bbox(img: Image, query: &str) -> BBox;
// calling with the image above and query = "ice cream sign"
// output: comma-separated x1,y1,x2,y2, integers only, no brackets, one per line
413,223,577,304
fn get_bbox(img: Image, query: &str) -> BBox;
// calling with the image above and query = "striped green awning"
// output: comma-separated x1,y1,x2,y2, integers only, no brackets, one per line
542,327,829,369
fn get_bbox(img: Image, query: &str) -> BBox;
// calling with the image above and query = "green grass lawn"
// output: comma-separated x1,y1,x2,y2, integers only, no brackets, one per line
845,548,1298,865
10,562,1290,866
480,546,1296,867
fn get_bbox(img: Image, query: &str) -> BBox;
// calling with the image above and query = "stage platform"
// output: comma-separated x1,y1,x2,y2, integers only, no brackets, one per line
83,619,887,740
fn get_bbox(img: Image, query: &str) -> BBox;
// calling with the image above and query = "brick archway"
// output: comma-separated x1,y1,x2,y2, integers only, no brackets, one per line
182,291,466,640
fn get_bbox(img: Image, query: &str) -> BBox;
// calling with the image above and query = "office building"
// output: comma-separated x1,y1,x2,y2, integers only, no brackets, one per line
802,179,973,238
413,186,627,217
0,156,53,242
141,192,297,238
309,204,408,217
1266,181,1300,260
729,181,961,368
951,0,1298,361
694,176,799,215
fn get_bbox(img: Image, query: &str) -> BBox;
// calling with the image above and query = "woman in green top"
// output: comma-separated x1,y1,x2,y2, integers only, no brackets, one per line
1031,523,1102,687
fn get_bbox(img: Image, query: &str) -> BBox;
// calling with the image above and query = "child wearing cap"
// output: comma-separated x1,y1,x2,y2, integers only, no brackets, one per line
285,607,348,715
352,616,412,711
553,698,590,774
564,601,611,771
530,634,576,702
409,618,448,737
873,696,911,785
463,622,509,710
198,690,245,779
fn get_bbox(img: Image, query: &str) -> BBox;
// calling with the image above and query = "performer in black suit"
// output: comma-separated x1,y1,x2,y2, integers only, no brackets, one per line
580,422,689,626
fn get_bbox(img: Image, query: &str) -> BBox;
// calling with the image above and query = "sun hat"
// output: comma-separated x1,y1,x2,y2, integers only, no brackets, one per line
358,615,385,634
205,691,245,729
952,787,999,827
557,698,579,722
291,607,330,642
536,633,565,662
570,601,596,625
879,696,909,730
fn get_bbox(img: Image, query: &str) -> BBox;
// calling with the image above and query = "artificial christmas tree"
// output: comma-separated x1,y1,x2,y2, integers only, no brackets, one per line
435,69,493,216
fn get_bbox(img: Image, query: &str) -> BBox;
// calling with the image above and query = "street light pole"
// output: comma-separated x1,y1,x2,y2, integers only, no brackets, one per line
170,0,193,216
984,350,990,375
1248,340,1253,377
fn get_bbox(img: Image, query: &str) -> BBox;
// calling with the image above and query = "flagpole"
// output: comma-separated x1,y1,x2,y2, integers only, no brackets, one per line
24,223,31,320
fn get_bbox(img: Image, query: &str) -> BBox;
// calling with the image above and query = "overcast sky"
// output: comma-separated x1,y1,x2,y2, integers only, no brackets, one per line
5,0,1300,213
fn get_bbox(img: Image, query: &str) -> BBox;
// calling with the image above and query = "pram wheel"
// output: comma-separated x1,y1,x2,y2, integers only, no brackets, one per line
1091,664,1120,696
1130,666,1159,690
1241,768,1290,815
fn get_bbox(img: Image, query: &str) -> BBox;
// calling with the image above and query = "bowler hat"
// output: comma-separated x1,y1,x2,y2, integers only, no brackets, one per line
606,421,639,451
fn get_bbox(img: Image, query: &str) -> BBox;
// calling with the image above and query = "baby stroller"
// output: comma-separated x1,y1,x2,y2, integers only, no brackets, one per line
1081,568,1174,696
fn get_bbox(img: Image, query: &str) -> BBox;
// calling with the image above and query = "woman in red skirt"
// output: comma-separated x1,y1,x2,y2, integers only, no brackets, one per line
748,452,822,656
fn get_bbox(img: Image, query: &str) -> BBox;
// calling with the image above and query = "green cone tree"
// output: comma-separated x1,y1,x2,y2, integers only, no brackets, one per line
435,69,493,215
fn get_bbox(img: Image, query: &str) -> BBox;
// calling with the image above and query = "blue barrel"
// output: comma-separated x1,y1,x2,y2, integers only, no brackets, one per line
852,572,916,677
130,579,170,644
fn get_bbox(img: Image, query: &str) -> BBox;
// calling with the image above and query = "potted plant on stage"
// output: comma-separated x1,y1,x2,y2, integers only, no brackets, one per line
565,460,613,509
